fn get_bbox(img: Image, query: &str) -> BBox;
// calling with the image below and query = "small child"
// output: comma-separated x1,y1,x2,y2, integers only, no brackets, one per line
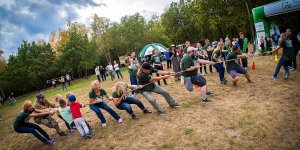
55,94,73,132
68,94,91,139
58,99,76,132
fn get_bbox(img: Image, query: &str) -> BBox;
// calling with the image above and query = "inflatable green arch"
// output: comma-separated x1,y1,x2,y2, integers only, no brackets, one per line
252,0,300,51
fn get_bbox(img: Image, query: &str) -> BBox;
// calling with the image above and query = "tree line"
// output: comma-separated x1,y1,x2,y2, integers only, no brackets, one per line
0,0,273,98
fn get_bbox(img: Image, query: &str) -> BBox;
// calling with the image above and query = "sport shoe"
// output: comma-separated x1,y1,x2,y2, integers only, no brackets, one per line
201,98,212,103
170,103,181,108
46,138,55,145
143,108,152,114
158,111,166,116
206,91,213,95
131,114,139,120
272,76,277,80
101,123,107,127
59,132,68,136
284,73,289,80
118,118,123,123
85,134,92,139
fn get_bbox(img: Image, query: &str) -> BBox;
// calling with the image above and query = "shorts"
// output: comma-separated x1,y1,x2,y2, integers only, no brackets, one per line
191,75,206,87
227,65,247,79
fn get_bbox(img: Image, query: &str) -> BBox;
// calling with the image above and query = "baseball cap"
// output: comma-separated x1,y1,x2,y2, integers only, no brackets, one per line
142,62,152,70
212,41,218,46
68,94,76,102
186,46,197,53
36,93,45,99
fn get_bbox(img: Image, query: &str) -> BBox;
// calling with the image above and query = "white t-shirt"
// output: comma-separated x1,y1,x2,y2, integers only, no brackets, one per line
107,65,113,71
95,67,100,75
114,64,120,70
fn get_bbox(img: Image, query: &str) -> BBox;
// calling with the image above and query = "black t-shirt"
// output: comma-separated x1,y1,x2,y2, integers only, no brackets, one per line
281,37,294,59
137,66,158,91
226,52,240,70
14,109,34,128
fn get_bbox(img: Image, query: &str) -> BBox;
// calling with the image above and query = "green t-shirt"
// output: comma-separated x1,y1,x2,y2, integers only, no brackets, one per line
224,44,232,53
14,109,33,128
226,52,239,70
137,66,158,91
128,60,138,76
89,89,107,100
211,49,221,62
203,44,213,57
151,54,162,64
59,107,73,125
281,38,294,59
181,54,198,77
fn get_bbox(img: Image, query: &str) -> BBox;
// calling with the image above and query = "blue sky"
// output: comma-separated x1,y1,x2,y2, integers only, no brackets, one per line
0,0,178,59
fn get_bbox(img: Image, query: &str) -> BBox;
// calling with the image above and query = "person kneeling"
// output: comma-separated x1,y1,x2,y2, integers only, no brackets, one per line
112,82,151,120
181,47,215,103
226,46,254,86
14,100,55,145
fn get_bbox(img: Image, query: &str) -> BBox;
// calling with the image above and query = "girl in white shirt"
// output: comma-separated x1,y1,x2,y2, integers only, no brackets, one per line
114,61,123,79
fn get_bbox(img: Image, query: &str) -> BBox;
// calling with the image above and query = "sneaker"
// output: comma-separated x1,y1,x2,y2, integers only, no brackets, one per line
272,76,277,80
158,111,166,116
201,98,212,103
221,81,227,85
131,114,139,120
101,123,107,127
206,91,213,95
118,118,123,123
170,103,181,108
233,81,237,87
85,134,92,139
59,132,68,136
143,108,152,114
284,73,289,80
45,138,55,145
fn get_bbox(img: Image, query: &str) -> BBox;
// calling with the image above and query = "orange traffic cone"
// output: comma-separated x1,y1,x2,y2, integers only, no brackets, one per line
252,62,256,71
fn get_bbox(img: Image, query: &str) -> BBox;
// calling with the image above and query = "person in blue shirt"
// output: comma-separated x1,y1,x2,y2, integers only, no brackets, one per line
271,29,280,48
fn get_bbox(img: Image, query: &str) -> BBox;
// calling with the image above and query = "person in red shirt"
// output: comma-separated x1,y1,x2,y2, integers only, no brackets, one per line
69,94,91,139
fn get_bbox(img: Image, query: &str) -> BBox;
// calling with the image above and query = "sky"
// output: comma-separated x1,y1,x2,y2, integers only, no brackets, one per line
0,0,179,59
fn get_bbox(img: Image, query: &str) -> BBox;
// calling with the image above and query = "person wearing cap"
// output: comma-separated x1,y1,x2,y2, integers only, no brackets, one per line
181,46,214,103
202,39,215,73
212,42,227,85
238,32,249,69
226,46,254,86
137,62,180,115
151,49,168,86
33,93,67,136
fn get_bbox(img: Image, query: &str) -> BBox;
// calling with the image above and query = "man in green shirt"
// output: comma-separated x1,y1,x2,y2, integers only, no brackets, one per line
202,39,215,73
226,46,254,86
138,62,180,115
181,47,215,103
272,29,295,80
238,32,249,69
151,49,167,85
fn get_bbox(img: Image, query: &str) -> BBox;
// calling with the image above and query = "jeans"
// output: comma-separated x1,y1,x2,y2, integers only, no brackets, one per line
141,85,178,112
167,60,172,69
109,71,115,80
116,96,145,115
96,75,101,82
130,75,138,94
115,70,123,79
214,63,225,83
89,101,121,124
62,83,67,91
8,98,15,106
273,56,290,78
14,122,50,144
292,48,299,69
100,73,106,81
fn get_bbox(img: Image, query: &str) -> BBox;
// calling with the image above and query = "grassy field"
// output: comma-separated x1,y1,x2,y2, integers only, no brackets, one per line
0,55,299,150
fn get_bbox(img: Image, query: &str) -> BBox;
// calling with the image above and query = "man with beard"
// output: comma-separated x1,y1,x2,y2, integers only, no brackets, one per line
181,47,215,103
